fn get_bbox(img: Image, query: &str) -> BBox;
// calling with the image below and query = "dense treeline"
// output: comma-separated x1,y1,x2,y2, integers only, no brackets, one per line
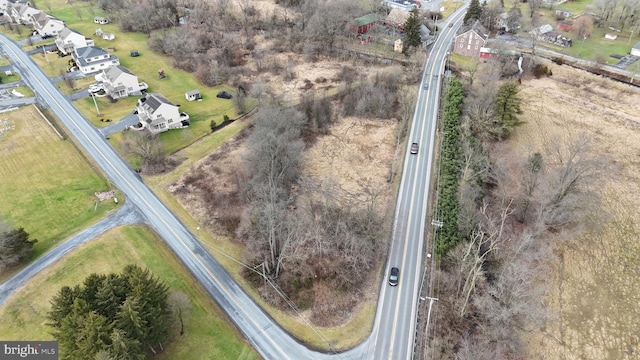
47,265,171,360
434,77,464,257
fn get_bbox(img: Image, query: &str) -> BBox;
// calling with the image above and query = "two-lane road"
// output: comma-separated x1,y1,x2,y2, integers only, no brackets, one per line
0,3,466,357
370,7,467,360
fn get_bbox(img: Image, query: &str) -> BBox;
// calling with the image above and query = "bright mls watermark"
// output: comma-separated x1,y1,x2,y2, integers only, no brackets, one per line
1,341,58,359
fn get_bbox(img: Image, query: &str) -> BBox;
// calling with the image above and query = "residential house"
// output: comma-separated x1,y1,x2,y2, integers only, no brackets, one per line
454,20,489,57
496,11,520,32
134,93,190,134
185,89,201,101
99,65,147,99
31,12,65,37
7,3,39,24
352,13,376,35
631,42,640,57
556,21,572,31
530,24,572,47
0,0,31,13
93,16,109,24
555,8,572,20
72,45,119,74
385,8,410,30
55,27,94,54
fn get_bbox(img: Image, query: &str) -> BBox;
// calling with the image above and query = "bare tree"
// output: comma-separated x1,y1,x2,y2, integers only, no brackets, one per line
122,131,166,172
168,291,192,336
573,15,594,44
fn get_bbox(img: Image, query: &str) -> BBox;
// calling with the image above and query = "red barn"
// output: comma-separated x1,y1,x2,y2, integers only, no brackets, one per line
353,14,377,35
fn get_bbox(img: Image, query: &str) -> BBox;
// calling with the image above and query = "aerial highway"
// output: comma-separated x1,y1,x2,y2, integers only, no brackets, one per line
0,3,466,358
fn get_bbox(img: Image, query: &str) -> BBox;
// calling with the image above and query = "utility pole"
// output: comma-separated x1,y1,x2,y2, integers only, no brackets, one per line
421,296,439,360
42,44,49,64
91,91,101,117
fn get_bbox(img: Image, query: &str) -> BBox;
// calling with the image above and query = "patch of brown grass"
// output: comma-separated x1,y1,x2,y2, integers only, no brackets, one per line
507,60,640,360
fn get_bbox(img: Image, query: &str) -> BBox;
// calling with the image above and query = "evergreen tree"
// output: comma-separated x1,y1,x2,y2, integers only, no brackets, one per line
403,8,422,51
95,275,128,319
0,227,37,269
493,79,523,139
74,312,112,359
47,265,172,360
47,285,82,328
109,325,144,360
463,0,482,25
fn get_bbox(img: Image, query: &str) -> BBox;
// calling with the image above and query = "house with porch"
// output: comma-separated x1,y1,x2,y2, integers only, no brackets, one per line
454,20,489,57
31,12,65,37
134,93,190,134
98,65,147,99
72,46,119,74
55,27,94,54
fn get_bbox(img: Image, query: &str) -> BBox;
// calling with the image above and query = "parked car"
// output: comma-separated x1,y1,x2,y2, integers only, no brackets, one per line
410,142,419,155
88,83,103,93
423,83,429,90
389,267,399,286
216,91,232,99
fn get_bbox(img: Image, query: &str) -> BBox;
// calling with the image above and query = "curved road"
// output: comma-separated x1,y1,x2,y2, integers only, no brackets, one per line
0,4,466,358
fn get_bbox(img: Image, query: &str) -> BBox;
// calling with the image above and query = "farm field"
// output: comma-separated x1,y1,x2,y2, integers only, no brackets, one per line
0,224,259,360
503,62,640,359
0,106,117,282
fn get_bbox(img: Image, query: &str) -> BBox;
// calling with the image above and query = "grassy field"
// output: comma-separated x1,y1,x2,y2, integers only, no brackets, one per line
0,224,259,360
0,106,118,281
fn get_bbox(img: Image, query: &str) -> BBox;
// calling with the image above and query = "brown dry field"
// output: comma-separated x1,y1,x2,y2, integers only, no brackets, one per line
502,61,640,359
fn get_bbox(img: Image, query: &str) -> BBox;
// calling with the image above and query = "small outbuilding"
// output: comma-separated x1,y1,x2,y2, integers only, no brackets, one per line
605,33,618,40
556,21,572,31
94,16,109,24
394,38,403,53
185,89,201,101
632,42,640,57
102,32,115,41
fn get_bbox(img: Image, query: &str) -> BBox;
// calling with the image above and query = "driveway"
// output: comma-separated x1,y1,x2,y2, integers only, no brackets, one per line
101,112,139,137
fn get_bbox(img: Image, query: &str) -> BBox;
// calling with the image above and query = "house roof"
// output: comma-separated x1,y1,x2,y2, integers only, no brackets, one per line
355,13,377,26
104,65,135,83
458,20,489,39
94,16,107,21
140,93,175,113
185,89,200,96
75,45,107,59
32,11,47,27
529,23,553,36
556,8,571,13
386,8,410,26
419,24,430,37
634,41,640,50
58,27,82,40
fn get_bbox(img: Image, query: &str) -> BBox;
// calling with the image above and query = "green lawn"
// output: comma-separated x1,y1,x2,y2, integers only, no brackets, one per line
0,106,118,281
12,85,34,97
0,224,260,360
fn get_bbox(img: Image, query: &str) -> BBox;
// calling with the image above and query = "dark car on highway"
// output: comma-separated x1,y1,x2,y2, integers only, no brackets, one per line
389,267,399,286
410,142,419,154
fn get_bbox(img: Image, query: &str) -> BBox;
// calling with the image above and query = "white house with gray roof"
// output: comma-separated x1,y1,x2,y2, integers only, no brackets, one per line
6,3,39,24
55,27,94,54
31,12,65,37
72,46,119,74
97,65,148,99
134,93,189,134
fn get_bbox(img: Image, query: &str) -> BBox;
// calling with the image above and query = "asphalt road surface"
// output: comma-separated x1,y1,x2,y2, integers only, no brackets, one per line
0,3,466,355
